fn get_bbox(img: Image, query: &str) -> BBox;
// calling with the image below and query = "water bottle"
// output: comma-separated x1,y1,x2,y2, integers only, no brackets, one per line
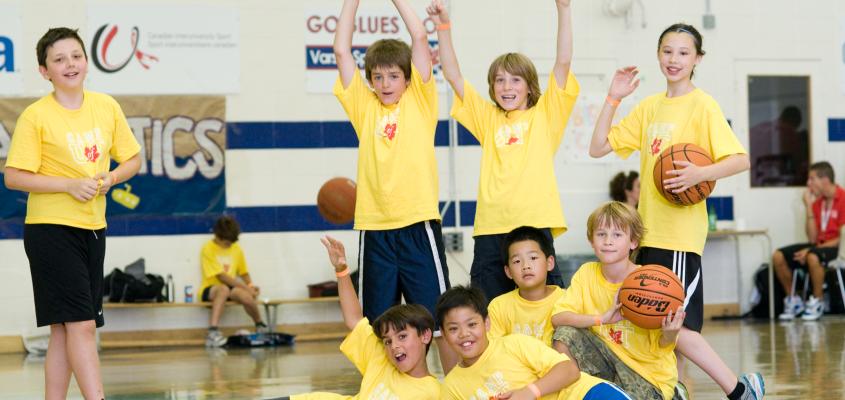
184,285,194,303
165,274,175,303
708,204,718,231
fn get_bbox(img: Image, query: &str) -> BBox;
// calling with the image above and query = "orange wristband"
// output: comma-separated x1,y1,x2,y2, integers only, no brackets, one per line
527,383,541,399
605,96,621,107
336,268,351,278
436,22,451,31
594,315,602,327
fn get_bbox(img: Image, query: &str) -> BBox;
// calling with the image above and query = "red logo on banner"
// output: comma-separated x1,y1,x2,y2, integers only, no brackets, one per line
91,24,159,73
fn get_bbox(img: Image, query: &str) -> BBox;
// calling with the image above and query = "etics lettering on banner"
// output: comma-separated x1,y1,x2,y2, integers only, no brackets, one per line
0,4,23,95
0,96,226,220
305,6,445,93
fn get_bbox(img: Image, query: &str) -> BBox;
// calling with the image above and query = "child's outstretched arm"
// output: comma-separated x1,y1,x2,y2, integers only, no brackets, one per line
333,0,360,88
551,0,572,88
427,0,464,99
497,360,580,400
320,235,363,330
551,298,623,328
662,153,750,194
392,0,433,82
589,66,640,158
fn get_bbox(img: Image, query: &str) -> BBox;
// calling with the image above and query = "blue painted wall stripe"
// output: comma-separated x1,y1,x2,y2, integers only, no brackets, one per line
227,121,479,149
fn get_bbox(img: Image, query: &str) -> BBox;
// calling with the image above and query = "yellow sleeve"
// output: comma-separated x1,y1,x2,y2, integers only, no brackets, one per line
332,71,375,138
536,72,580,148
235,244,248,276
450,80,496,145
291,392,353,400
704,100,747,160
509,335,569,377
552,267,586,316
201,244,223,280
408,64,438,124
5,108,42,173
106,96,141,162
339,318,384,376
487,298,509,338
607,101,647,160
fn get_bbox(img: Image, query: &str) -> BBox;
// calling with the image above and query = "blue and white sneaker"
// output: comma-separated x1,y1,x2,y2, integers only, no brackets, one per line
801,296,824,321
778,295,804,320
739,372,765,400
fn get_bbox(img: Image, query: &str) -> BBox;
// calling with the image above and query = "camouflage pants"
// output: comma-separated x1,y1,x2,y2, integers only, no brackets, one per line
552,326,681,400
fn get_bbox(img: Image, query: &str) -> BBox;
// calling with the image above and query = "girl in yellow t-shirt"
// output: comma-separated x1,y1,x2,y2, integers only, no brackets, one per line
427,0,580,303
4,28,141,400
587,23,763,400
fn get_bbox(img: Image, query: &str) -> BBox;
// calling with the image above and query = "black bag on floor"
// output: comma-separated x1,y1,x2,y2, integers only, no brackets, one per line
825,268,845,314
226,332,295,347
748,264,786,319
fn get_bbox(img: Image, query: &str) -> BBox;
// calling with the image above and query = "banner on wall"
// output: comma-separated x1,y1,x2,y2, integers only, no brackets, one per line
0,96,226,220
842,18,845,95
0,4,23,95
561,92,639,164
305,6,445,93
87,5,239,94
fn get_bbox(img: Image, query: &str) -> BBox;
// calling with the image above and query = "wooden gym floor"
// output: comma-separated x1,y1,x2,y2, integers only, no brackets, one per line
0,317,843,399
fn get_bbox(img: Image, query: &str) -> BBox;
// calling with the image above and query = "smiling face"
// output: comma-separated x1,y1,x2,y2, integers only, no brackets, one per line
379,324,431,375
492,69,530,112
505,240,554,290
590,221,638,266
39,38,88,92
442,306,490,367
369,64,410,106
657,32,702,84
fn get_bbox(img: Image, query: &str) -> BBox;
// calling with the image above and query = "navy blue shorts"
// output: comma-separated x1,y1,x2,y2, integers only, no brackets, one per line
24,224,106,328
358,220,450,331
470,228,564,303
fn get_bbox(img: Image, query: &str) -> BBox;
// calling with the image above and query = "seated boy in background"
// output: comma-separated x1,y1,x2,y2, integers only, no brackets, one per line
437,286,631,400
551,201,684,400
200,216,267,347
283,236,440,400
488,226,565,345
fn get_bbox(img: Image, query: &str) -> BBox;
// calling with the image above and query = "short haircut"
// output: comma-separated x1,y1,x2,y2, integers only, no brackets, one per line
501,226,554,263
609,171,639,202
487,53,541,111
586,201,645,246
810,161,835,182
435,285,488,328
213,215,241,242
372,304,435,353
37,27,87,67
364,39,412,83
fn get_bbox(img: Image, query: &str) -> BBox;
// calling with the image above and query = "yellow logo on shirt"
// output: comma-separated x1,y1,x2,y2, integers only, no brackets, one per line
494,122,528,147
646,123,674,156
469,371,510,400
376,107,400,141
67,128,107,164
511,322,545,340
368,383,398,400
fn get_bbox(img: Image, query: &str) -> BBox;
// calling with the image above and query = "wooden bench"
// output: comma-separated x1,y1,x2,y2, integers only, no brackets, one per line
102,297,342,348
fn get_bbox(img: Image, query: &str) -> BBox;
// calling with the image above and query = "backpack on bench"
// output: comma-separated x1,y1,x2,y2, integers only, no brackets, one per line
104,258,166,303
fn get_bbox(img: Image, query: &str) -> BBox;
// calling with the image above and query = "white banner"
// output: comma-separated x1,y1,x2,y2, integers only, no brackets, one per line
0,4,23,95
87,5,239,94
562,92,639,164
842,18,845,95
305,6,445,93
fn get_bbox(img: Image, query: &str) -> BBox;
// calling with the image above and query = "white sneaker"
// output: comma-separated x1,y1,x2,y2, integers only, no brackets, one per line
206,329,227,347
801,296,824,321
779,295,804,320
739,372,765,400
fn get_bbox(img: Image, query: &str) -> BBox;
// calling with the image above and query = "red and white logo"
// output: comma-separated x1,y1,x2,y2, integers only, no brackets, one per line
90,24,158,73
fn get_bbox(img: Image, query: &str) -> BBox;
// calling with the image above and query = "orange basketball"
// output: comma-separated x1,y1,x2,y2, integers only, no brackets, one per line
619,265,685,329
653,143,715,206
317,177,357,225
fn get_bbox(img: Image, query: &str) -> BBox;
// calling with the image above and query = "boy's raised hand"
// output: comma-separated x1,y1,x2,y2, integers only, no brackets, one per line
661,307,685,342
320,235,348,272
608,66,640,101
426,0,450,24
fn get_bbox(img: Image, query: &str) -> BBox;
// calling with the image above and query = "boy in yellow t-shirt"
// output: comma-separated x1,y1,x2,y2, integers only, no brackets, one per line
284,236,440,400
428,0,578,302
551,202,685,400
488,226,565,346
4,28,141,400
437,286,631,400
333,0,452,369
199,216,267,347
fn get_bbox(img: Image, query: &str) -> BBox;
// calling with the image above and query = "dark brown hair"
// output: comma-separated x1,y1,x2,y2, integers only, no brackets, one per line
610,171,639,202
373,304,435,353
810,161,835,182
37,27,87,67
213,215,241,242
364,39,412,83
487,53,541,111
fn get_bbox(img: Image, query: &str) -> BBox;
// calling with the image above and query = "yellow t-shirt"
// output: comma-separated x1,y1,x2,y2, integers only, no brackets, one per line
551,262,677,400
199,240,249,294
441,335,604,400
294,318,441,400
333,66,440,231
488,286,565,346
6,91,141,229
451,72,580,237
607,88,746,254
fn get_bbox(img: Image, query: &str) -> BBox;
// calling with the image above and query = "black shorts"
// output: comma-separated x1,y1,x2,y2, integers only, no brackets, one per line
470,228,564,303
636,247,703,332
24,224,106,328
201,285,233,302
778,243,838,270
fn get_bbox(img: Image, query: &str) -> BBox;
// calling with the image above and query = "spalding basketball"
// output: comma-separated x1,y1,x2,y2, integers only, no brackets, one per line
653,143,715,206
619,265,685,329
317,177,357,225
